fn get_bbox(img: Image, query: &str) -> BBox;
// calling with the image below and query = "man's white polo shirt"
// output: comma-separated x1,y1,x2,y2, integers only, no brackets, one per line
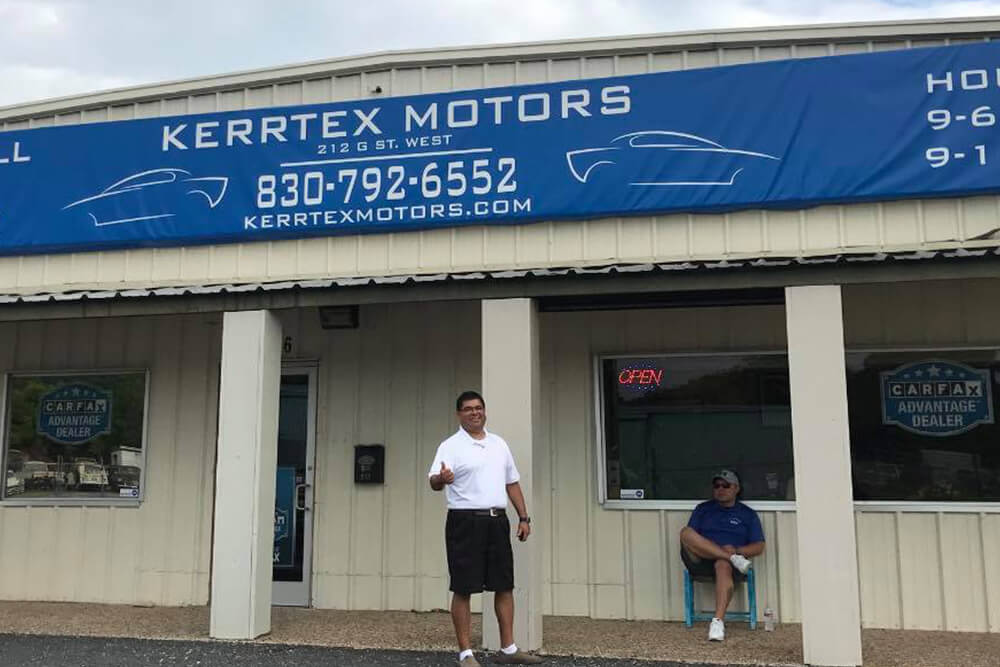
428,428,520,509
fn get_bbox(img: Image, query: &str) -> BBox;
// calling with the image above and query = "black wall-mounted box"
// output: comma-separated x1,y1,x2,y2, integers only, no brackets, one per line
354,444,385,484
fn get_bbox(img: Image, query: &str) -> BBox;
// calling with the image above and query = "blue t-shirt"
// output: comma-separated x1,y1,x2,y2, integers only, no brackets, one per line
687,500,764,548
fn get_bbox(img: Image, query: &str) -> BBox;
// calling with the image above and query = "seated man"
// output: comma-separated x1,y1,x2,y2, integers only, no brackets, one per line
679,469,765,642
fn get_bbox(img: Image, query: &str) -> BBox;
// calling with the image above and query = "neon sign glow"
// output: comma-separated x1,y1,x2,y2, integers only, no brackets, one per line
618,368,664,388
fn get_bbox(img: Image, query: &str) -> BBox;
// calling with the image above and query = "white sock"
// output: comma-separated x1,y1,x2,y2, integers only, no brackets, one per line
501,643,518,655
459,649,474,660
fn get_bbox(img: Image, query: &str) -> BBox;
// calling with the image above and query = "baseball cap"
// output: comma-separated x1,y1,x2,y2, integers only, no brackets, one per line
712,469,740,486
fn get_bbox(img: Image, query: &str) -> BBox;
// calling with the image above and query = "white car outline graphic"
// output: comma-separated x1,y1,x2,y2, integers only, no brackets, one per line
566,130,780,186
63,168,229,227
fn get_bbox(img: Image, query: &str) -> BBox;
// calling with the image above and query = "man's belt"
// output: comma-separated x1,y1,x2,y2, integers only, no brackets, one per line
449,508,507,517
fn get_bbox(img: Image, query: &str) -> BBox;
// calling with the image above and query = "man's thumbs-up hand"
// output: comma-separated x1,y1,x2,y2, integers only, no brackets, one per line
439,461,455,485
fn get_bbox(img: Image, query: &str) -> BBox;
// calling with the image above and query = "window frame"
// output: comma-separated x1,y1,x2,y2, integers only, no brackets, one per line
0,368,151,507
594,349,796,512
594,346,1000,513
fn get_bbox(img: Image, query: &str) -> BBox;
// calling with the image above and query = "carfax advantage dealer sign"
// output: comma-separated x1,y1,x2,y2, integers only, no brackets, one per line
1,41,1000,254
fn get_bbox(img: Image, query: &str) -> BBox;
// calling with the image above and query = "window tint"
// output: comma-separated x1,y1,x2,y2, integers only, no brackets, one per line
2,372,147,502
601,355,794,501
847,350,1000,502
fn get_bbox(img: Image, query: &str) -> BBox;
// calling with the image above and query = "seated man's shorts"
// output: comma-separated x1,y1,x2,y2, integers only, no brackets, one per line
681,547,748,581
446,509,515,595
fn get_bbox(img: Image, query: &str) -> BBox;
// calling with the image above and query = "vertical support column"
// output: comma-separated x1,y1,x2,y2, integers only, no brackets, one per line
210,310,283,640
481,298,542,652
785,286,862,667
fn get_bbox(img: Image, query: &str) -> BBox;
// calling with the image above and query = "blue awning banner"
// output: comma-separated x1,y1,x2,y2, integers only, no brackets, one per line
1,41,999,255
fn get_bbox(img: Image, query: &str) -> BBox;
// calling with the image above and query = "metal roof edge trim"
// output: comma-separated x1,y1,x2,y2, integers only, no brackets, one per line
1,247,999,305
2,16,999,122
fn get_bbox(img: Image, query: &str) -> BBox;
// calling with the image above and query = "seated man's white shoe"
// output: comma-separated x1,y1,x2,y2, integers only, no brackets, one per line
729,553,751,574
708,617,725,641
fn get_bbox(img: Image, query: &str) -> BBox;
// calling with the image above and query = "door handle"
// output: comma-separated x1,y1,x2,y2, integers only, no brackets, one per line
295,483,311,511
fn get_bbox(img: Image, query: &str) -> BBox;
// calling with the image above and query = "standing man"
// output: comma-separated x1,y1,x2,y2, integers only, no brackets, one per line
679,469,765,642
429,391,543,667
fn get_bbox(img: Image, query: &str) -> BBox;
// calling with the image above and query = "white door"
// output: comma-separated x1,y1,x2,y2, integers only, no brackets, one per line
272,366,317,606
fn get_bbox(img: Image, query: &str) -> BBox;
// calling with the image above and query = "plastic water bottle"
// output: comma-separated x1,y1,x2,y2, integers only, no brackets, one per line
763,606,776,631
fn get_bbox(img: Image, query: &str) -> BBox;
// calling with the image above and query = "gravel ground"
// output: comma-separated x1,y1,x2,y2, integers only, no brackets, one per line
0,602,997,666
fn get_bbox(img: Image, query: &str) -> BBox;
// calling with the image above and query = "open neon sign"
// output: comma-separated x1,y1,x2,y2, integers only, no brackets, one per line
618,368,664,388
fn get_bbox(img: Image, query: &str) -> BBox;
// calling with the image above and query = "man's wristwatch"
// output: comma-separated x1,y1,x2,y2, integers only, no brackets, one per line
518,516,531,524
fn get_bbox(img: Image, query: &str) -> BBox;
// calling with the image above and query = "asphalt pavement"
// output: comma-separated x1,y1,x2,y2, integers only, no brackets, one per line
0,634,740,667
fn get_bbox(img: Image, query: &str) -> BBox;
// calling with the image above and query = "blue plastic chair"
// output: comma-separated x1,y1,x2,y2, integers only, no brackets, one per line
683,566,757,629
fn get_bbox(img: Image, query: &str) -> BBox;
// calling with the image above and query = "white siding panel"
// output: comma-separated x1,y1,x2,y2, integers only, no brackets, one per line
305,301,482,612
758,46,793,62
423,67,452,94
626,511,665,619
844,203,880,248
519,224,551,267
923,199,962,243
303,77,333,103
691,213,726,257
454,64,485,91
582,56,614,78
774,511,800,623
686,49,720,69
857,512,902,628
721,47,755,65
653,215,689,259
983,514,1000,632
484,226,518,268
843,279,1000,348
189,93,217,113
485,62,517,87
651,52,684,72
765,210,802,254
266,240,298,278
728,210,764,256
960,196,1000,240
834,42,869,55
882,200,921,247
802,205,841,251
0,314,219,605
940,513,989,631
151,248,183,283
419,228,456,270
550,58,582,81
617,54,649,75
898,513,944,629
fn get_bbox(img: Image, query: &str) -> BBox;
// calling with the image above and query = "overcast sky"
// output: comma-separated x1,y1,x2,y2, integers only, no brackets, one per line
1,0,998,107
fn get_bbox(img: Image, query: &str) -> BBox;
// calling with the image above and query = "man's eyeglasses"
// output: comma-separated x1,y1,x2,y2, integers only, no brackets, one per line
459,405,485,414
712,482,732,489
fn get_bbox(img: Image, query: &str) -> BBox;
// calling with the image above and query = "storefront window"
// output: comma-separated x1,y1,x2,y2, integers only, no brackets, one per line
2,371,148,502
600,354,794,502
847,350,1000,502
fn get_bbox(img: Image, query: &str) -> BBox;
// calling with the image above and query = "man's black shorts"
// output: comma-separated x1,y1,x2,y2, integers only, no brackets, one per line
446,509,514,595
681,547,748,581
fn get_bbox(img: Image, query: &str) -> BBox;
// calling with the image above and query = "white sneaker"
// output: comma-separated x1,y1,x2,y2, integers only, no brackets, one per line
708,617,725,641
729,553,751,574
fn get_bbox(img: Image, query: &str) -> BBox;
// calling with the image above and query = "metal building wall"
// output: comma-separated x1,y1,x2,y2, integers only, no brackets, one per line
536,279,1000,630
0,283,996,630
277,301,483,611
0,313,220,605
845,279,1000,632
0,21,999,295
539,303,797,622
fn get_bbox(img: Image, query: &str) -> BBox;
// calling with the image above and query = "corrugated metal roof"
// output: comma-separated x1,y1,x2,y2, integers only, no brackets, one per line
2,16,998,121
1,247,993,305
